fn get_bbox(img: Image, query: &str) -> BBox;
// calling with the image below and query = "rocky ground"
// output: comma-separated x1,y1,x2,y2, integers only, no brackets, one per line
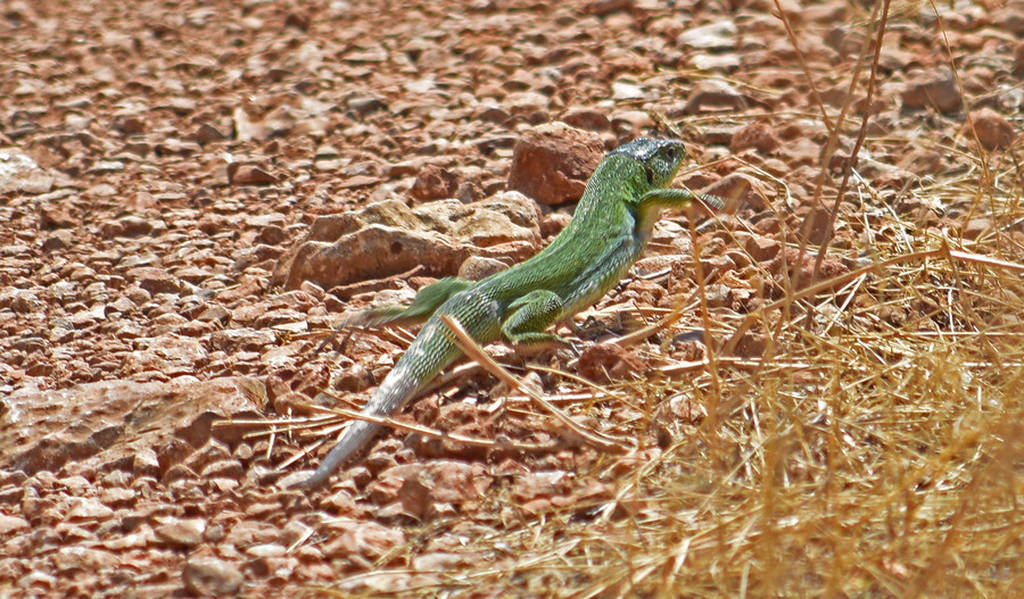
1,0,1022,596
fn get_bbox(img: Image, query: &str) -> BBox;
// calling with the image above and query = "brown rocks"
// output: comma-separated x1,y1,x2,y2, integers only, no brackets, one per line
740,232,781,262
961,217,992,240
278,224,464,291
155,517,206,547
409,164,459,201
1,377,262,477
457,255,508,281
227,162,278,186
959,108,1017,151
0,148,55,194
125,267,182,295
561,107,612,132
585,0,634,16
901,69,962,113
321,521,406,561
577,342,647,383
677,19,738,51
274,192,541,290
0,514,30,534
682,79,748,114
699,173,759,211
366,461,492,519
183,557,243,596
730,122,780,154
799,205,835,245
507,122,605,206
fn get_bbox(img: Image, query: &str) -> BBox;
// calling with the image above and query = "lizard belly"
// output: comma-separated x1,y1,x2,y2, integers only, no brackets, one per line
558,236,640,318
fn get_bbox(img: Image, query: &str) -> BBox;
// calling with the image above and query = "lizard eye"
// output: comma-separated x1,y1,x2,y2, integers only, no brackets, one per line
664,146,678,161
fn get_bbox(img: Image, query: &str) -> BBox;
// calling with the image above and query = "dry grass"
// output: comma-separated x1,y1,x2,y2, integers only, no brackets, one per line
350,225,1024,597
333,18,1022,599
304,5,1024,597
344,193,1024,597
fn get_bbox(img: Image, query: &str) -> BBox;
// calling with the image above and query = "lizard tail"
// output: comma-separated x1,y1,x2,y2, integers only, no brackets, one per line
292,419,381,489
292,369,417,489
291,326,458,489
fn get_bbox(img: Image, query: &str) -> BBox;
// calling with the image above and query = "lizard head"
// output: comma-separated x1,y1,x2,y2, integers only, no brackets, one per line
608,138,687,189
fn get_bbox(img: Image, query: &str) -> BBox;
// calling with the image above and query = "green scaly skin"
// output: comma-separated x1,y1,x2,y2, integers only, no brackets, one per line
296,138,722,489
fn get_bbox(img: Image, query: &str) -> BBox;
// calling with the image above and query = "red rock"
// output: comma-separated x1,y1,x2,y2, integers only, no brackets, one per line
700,172,759,211
244,543,286,558
700,254,737,280
199,459,244,480
824,25,864,59
730,122,780,153
1,377,261,477
276,225,466,290
99,220,125,239
507,122,604,206
512,470,572,504
38,204,76,229
962,217,992,240
214,275,266,304
898,148,943,175
227,163,277,185
0,514,29,534
66,496,114,519
577,342,647,383
195,122,227,144
209,328,276,352
284,10,311,31
155,517,206,547
41,229,74,251
410,164,459,201
322,521,405,560
959,108,1016,151
610,110,655,137
51,545,119,571
3,289,43,313
504,91,551,122
742,232,781,261
768,247,848,285
126,267,181,295
735,333,768,358
992,5,1024,35
128,447,160,479
777,136,821,168
183,556,243,596
560,107,611,131
677,19,738,51
585,0,634,16
382,461,492,518
799,205,834,245
682,79,747,114
901,69,962,113
256,224,287,245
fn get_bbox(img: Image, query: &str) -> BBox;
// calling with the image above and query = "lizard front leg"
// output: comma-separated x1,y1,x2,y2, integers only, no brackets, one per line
638,188,723,211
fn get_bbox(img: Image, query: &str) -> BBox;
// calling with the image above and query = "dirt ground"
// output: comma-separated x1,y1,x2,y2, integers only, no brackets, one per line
2,0,1023,596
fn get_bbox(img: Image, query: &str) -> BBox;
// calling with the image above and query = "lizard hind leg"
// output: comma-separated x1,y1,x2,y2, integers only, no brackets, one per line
350,276,474,329
500,289,571,349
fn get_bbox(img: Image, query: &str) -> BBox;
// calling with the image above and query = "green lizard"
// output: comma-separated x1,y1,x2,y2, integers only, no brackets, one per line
296,137,722,489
